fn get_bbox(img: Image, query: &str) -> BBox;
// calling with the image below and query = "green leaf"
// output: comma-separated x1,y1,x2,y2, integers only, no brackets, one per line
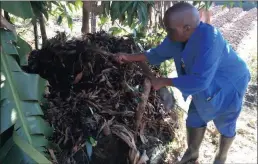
0,127,51,164
89,137,97,147
193,1,200,6
239,1,243,8
139,2,148,26
204,1,213,10
222,4,227,10
30,1,49,20
73,0,82,10
229,1,235,8
137,5,144,25
110,1,121,21
67,16,73,29
50,1,60,7
0,99,16,133
11,72,46,101
16,36,32,66
67,3,74,12
0,27,53,163
99,16,109,25
121,1,133,15
128,2,138,27
13,132,50,163
0,136,14,162
1,1,34,19
57,15,63,25
109,27,123,36
0,30,18,56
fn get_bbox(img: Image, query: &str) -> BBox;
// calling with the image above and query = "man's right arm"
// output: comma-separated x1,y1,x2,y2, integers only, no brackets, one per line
115,52,147,63
116,37,178,65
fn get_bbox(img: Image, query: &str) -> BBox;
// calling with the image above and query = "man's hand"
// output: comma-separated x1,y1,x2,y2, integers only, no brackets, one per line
151,77,173,90
114,53,131,64
114,53,147,64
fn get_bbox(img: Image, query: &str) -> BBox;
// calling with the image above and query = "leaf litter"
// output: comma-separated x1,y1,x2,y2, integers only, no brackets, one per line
23,31,179,164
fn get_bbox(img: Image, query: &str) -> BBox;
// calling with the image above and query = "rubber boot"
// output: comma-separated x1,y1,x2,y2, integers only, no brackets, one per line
213,135,235,164
178,127,206,164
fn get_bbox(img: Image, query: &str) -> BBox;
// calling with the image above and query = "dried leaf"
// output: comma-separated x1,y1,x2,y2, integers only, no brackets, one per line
73,71,83,84
48,149,58,163
139,122,148,144
111,124,136,150
129,149,140,164
101,68,113,73
136,150,149,164
99,75,106,83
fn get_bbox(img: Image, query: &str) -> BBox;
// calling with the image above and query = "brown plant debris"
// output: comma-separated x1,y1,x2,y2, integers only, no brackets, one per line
24,31,178,164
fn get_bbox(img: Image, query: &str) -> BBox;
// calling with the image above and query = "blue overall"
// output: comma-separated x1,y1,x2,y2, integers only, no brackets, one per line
145,22,250,137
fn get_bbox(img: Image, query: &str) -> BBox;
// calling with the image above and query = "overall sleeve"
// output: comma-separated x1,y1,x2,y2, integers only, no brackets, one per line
144,37,180,65
172,35,222,95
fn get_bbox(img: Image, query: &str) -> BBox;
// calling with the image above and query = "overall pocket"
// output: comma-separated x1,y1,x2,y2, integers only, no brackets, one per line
206,88,224,110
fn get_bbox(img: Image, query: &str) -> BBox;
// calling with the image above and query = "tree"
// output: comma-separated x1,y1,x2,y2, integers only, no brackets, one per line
81,1,90,33
81,1,104,33
30,1,50,48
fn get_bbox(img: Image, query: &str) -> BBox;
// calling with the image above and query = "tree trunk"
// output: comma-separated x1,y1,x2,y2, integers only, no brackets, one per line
38,13,47,46
158,2,163,28
81,1,90,34
147,4,153,28
4,11,11,23
154,1,160,32
164,1,171,11
32,19,39,50
90,2,97,33
91,12,97,33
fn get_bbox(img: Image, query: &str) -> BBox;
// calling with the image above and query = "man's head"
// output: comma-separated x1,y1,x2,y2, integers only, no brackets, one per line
163,2,200,42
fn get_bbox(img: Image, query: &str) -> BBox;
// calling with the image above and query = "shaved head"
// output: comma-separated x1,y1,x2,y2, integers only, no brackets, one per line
163,2,200,42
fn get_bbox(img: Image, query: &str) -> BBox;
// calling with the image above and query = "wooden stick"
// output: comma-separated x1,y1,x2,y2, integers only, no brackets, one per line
135,78,151,136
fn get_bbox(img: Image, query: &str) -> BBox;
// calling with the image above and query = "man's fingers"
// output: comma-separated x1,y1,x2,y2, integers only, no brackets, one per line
115,56,125,64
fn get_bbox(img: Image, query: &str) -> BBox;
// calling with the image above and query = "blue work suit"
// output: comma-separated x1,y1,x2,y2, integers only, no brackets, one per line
145,22,250,137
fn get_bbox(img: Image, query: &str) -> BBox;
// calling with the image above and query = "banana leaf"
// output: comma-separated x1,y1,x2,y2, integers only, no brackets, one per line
0,28,53,163
0,1,34,19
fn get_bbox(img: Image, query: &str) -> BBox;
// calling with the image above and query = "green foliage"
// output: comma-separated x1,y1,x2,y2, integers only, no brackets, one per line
30,1,50,20
221,1,245,10
16,36,32,66
98,15,110,30
0,3,54,164
103,1,153,28
0,28,53,164
192,1,213,10
48,1,80,29
159,59,175,77
0,1,34,19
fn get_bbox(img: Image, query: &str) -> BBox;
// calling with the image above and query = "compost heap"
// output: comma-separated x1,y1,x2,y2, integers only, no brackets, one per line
25,31,179,164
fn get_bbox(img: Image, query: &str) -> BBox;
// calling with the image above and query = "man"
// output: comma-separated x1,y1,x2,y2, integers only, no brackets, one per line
115,2,250,164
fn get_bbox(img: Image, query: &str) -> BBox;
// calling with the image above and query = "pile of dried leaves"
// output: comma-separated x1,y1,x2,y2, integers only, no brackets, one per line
24,31,179,164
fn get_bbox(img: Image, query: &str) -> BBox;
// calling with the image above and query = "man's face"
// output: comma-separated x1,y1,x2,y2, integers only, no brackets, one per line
163,16,190,42
165,26,185,42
